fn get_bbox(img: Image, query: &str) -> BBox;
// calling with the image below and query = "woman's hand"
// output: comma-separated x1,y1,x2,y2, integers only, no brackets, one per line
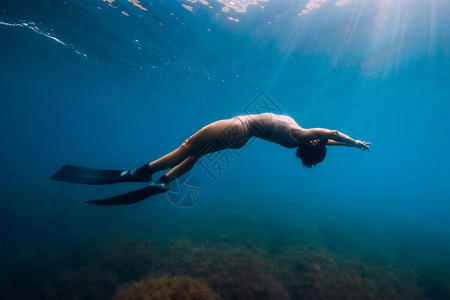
354,140,371,151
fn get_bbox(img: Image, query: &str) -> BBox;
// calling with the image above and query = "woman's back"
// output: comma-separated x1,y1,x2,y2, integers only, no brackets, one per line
245,113,278,139
244,113,301,148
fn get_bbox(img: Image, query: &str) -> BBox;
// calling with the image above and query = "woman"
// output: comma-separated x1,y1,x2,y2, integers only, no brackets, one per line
52,113,370,205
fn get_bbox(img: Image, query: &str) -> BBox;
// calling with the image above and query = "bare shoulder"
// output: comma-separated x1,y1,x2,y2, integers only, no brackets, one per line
290,126,307,142
291,127,333,142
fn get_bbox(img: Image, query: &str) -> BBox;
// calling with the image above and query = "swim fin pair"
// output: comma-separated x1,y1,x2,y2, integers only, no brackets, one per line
51,164,169,205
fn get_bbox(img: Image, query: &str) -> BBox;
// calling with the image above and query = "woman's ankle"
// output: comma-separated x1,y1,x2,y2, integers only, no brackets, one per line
130,164,154,181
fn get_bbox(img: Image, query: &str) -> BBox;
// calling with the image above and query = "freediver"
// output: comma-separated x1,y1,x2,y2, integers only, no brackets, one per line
52,113,371,205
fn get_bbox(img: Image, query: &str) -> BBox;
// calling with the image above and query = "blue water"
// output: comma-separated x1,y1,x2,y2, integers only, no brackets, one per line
1,0,450,299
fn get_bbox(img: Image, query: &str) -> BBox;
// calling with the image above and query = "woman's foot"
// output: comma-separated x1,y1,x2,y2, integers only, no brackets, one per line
119,164,154,183
150,175,170,191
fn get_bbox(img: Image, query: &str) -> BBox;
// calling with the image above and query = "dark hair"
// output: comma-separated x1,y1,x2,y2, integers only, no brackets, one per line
295,139,328,168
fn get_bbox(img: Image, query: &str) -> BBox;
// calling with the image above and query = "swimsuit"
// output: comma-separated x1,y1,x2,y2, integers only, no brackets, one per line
269,114,301,148
233,113,301,149
232,115,253,148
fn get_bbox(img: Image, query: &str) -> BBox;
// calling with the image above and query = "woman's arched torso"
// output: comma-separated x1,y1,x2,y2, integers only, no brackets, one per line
186,113,303,157
234,113,302,148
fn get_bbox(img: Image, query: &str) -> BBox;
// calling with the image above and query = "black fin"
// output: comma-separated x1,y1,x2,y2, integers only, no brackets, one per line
51,164,151,185
84,185,168,206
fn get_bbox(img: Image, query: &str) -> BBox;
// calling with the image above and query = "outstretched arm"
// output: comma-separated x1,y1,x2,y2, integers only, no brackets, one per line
327,140,349,146
327,139,371,151
292,128,371,151
330,130,371,151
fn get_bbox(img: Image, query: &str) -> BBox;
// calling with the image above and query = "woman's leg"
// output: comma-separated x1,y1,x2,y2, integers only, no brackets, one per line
120,118,246,184
155,118,250,185
164,155,199,181
147,118,241,173
147,138,196,172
